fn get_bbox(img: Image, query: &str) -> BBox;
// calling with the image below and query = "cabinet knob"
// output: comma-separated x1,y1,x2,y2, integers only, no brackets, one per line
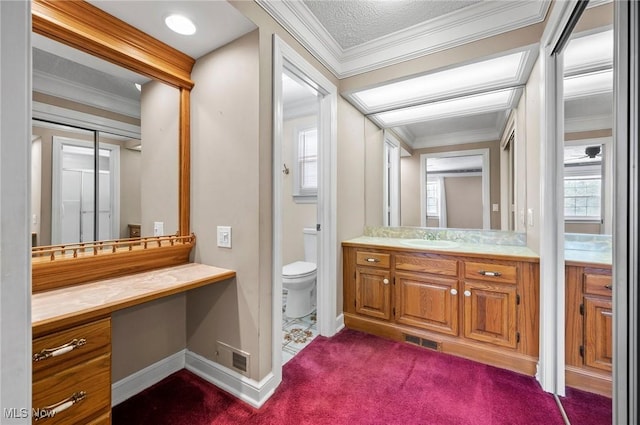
464,290,471,297
383,278,389,285
450,289,458,295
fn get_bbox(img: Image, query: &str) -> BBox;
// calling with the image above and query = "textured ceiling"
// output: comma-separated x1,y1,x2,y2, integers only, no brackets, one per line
303,0,480,49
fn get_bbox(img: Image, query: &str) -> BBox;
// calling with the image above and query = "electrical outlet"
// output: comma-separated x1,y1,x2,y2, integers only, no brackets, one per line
217,226,232,248
492,203,499,212
153,221,164,236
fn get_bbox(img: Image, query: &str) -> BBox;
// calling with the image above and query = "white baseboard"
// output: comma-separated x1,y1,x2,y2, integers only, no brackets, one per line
111,349,186,407
335,313,345,334
185,350,278,408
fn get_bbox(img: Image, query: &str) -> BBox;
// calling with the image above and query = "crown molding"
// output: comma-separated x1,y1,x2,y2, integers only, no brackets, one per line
33,101,141,139
411,128,500,150
565,113,613,133
257,1,550,78
33,69,141,118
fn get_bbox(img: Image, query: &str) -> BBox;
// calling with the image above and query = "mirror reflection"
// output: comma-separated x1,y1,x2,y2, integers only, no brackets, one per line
563,28,613,235
356,48,535,232
31,34,179,246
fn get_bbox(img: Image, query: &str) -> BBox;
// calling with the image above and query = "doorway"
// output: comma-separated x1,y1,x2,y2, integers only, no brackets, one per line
51,135,120,244
272,35,338,382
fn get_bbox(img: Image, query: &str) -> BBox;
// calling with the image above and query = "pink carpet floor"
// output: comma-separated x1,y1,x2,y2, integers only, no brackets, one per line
113,329,611,425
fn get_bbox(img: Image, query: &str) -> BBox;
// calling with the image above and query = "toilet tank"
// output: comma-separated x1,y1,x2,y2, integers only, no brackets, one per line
303,227,317,263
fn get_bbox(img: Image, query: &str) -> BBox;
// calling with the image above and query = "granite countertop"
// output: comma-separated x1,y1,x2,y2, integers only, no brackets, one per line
564,249,612,266
343,236,540,261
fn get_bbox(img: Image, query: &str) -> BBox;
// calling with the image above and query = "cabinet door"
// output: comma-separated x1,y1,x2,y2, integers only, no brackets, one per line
584,296,613,372
463,281,517,348
395,272,458,336
355,267,391,320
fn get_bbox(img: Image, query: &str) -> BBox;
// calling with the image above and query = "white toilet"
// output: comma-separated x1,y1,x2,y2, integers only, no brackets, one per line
282,228,317,318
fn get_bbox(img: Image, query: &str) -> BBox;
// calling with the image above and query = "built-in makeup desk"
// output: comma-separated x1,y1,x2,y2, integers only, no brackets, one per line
31,263,235,424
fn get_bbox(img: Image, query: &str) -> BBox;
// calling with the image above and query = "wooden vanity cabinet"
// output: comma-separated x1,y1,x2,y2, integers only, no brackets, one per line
343,244,539,375
565,264,612,396
32,317,111,424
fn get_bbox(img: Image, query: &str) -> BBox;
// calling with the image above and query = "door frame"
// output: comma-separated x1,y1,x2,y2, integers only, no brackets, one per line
272,35,338,383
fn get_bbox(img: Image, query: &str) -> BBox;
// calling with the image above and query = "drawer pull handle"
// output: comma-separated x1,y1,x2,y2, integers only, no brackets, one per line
479,270,502,277
34,391,86,421
464,290,471,297
450,289,458,295
366,258,380,263
33,338,86,362
383,278,389,285
604,284,613,290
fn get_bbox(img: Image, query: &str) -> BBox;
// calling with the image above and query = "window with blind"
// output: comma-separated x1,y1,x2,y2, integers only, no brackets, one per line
293,127,318,201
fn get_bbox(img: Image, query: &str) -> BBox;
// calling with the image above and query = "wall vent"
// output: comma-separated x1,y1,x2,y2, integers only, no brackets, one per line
232,352,247,372
403,334,441,351
216,341,251,376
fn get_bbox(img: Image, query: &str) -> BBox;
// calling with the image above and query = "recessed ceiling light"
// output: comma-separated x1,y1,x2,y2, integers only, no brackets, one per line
372,89,516,127
350,51,528,113
165,14,196,36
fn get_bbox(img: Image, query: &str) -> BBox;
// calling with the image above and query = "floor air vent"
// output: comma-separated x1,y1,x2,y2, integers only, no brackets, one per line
404,334,441,351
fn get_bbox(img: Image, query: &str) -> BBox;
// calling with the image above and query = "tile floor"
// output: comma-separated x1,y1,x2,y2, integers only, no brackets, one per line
282,290,318,364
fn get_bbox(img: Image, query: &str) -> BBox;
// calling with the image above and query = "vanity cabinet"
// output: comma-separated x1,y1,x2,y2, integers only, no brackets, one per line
565,264,612,396
343,243,539,375
32,318,111,424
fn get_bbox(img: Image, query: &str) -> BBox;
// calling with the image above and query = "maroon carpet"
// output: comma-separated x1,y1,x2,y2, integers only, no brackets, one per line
561,386,612,424
113,329,610,425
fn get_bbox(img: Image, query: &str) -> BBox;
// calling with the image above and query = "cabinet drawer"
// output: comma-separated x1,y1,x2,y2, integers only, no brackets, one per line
584,273,613,297
33,318,111,376
395,255,458,277
356,251,390,268
464,261,517,284
32,353,111,425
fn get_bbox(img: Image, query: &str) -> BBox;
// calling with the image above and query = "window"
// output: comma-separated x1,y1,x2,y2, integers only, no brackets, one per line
426,180,439,217
294,127,318,201
564,176,601,219
563,142,604,221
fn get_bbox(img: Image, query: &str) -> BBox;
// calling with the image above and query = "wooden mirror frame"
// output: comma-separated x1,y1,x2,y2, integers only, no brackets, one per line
32,0,195,291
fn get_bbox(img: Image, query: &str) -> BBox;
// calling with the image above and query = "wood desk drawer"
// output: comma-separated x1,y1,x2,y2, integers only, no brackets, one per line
33,318,111,375
32,353,111,425
356,251,390,268
584,273,613,297
395,255,458,277
464,261,517,284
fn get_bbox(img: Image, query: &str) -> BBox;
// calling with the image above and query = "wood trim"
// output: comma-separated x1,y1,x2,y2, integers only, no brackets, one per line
341,241,540,263
345,313,538,376
566,365,612,397
179,88,191,236
32,0,194,89
33,241,194,293
31,0,196,289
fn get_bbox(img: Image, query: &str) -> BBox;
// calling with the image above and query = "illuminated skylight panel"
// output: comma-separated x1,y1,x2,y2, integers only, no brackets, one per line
564,70,612,99
564,30,613,74
352,51,525,111
373,89,514,127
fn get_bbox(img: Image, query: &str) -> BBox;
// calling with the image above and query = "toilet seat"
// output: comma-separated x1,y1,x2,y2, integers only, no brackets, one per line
282,261,316,278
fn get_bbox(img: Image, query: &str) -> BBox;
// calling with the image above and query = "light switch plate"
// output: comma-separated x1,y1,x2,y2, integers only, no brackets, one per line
217,226,232,248
153,221,164,236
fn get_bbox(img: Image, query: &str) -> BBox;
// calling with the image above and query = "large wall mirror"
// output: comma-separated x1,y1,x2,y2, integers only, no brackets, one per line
31,0,194,290
563,24,613,236
32,34,179,247
352,46,536,233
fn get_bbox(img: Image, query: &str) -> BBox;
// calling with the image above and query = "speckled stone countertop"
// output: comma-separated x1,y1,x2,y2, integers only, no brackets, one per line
564,233,612,266
32,263,235,334
343,236,540,261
